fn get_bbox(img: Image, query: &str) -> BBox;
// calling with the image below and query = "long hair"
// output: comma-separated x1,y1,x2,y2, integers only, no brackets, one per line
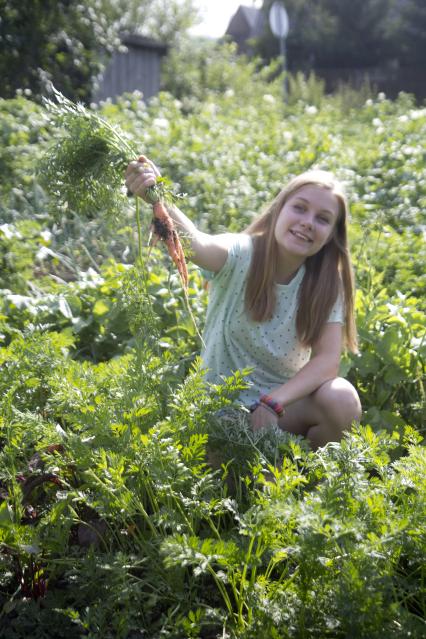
244,170,358,352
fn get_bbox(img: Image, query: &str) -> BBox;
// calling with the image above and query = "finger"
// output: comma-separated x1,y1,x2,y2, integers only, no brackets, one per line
138,155,161,178
126,163,155,184
126,174,156,197
125,157,151,179
126,162,154,181
125,172,141,191
251,407,277,431
127,179,154,199
125,160,142,178
251,414,263,431
132,166,158,188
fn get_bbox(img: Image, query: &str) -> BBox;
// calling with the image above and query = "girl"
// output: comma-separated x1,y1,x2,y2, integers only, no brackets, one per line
125,156,362,449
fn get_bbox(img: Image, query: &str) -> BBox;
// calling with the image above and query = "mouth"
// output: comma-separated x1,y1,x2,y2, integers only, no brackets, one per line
290,230,313,243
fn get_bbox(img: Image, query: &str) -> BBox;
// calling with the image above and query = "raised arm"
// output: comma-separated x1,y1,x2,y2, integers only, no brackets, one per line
125,155,231,273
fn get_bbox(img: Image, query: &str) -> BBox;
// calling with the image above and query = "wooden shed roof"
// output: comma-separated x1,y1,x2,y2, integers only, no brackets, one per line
120,32,168,55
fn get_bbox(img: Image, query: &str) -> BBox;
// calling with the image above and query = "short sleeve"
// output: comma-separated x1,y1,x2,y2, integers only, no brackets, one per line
199,267,215,281
199,234,252,282
327,291,344,324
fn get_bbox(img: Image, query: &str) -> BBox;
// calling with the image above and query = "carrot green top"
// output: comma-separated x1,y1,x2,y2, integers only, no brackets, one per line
200,234,343,405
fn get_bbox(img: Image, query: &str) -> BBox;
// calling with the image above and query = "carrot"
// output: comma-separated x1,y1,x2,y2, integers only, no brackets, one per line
150,198,205,346
151,199,189,290
147,190,205,346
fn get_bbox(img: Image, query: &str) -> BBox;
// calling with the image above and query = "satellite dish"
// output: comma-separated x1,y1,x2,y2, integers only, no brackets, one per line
269,2,289,39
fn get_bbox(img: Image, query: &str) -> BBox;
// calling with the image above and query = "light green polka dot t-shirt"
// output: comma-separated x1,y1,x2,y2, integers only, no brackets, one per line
200,233,344,405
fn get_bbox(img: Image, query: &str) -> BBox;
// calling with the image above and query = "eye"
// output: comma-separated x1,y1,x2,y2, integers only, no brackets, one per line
318,216,331,224
293,203,305,212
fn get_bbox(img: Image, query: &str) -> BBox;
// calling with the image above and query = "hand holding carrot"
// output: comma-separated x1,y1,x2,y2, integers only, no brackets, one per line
125,155,189,290
125,155,161,201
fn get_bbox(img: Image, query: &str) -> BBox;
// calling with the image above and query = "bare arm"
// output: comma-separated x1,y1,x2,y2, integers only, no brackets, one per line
273,322,342,406
251,322,343,429
125,155,231,273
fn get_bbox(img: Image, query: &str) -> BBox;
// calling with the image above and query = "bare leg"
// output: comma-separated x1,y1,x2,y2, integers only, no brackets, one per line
278,377,362,450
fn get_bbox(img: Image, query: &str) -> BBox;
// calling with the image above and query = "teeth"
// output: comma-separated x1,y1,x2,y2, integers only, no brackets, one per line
292,231,311,241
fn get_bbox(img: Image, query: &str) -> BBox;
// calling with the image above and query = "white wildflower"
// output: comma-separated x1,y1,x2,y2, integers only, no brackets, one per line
305,105,318,115
0,224,22,239
152,117,169,130
263,93,275,104
402,146,417,156
40,230,52,242
410,109,426,120
36,246,55,261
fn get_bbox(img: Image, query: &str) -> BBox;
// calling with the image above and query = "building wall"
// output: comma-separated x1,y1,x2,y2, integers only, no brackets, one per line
94,39,165,103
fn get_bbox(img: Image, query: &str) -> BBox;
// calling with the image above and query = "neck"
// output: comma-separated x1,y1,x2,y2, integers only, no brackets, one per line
275,266,301,285
274,252,305,284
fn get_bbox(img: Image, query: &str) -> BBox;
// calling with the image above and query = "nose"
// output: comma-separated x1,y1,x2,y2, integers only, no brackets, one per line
300,215,314,229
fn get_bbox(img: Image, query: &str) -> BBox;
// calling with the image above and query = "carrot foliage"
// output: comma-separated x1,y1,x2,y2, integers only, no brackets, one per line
38,86,181,220
38,86,136,218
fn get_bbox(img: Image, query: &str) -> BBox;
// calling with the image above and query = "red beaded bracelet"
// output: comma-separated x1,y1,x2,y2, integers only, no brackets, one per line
259,394,285,417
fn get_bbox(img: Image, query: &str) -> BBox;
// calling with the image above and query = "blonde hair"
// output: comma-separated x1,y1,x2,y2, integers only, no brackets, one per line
244,170,358,352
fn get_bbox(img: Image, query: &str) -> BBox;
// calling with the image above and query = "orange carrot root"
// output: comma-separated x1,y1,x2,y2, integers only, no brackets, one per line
152,200,189,289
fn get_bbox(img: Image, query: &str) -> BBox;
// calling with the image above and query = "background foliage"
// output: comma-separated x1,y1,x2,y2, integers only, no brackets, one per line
2,0,426,106
0,39,425,639
257,0,426,69
0,0,199,103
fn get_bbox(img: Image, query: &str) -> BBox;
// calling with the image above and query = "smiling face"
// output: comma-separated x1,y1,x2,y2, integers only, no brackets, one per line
274,184,340,267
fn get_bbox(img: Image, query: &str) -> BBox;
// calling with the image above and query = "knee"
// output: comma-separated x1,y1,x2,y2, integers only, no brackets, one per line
314,377,362,426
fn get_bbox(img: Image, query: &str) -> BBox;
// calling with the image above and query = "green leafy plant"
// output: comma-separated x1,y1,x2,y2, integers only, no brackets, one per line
38,87,204,343
39,87,182,243
1,69,425,638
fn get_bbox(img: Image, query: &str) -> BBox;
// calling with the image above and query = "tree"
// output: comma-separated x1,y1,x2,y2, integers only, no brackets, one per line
104,0,199,46
395,0,426,66
317,0,397,67
255,0,397,69
0,0,119,102
256,0,336,70
0,0,200,103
